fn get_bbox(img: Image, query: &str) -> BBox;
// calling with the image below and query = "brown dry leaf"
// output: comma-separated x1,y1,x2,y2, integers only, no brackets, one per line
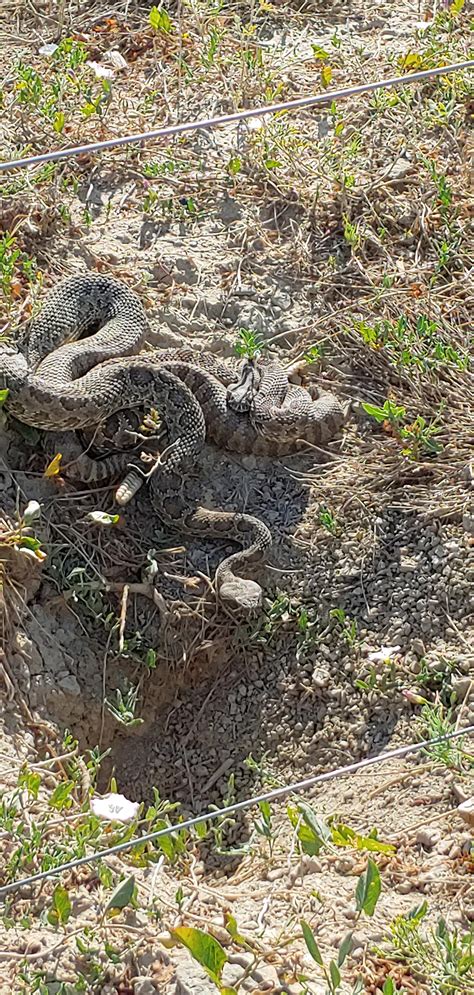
10,280,22,298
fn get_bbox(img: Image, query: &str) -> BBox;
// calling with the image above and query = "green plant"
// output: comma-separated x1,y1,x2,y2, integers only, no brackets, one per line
342,214,361,249
355,858,382,917
418,703,473,770
352,315,469,372
253,800,276,857
329,607,359,647
300,920,356,995
362,399,444,459
234,327,265,359
287,803,395,860
319,506,338,534
0,500,46,563
303,344,324,364
382,902,474,994
149,3,173,33
105,683,144,728
0,231,38,301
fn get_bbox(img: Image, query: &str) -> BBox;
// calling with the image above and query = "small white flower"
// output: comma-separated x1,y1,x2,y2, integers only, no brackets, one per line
367,645,401,664
90,792,140,823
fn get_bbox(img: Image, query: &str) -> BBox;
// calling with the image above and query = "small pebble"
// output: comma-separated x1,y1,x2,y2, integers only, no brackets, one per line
415,827,442,850
457,798,474,828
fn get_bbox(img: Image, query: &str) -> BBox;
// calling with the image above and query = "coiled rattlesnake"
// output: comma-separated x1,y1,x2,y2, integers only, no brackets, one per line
0,274,344,610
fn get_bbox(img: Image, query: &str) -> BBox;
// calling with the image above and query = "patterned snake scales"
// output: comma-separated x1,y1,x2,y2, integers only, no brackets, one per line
0,274,344,611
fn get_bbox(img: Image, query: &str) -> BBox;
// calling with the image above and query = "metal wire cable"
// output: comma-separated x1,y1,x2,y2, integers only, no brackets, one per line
0,724,472,898
1,60,472,174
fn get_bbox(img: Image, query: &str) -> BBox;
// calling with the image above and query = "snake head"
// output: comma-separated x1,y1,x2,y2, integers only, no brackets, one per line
217,575,264,614
227,358,262,414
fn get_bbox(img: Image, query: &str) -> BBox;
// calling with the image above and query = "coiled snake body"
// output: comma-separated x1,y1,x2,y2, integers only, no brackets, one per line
0,274,344,610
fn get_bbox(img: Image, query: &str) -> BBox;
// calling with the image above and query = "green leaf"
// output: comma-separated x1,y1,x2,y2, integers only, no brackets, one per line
337,931,353,967
228,156,242,175
149,4,172,33
172,926,227,986
105,874,135,912
194,819,208,839
18,766,41,799
329,960,341,988
264,158,281,170
49,780,74,810
287,802,328,856
331,822,395,855
300,920,323,966
361,401,388,424
258,800,272,825
224,911,248,947
400,51,423,71
355,859,381,916
16,534,41,552
153,819,179,861
382,979,395,995
0,388,9,408
146,648,157,669
321,65,333,88
81,102,97,117
311,45,329,61
298,803,331,853
53,111,65,133
407,900,428,923
354,833,395,854
47,885,71,927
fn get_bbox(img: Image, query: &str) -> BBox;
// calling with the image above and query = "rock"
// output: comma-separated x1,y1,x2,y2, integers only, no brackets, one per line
386,157,413,181
457,798,474,828
400,555,419,571
264,866,286,882
462,507,474,534
134,980,157,995
411,638,426,657
416,826,442,849
452,783,469,804
221,963,244,988
396,880,414,894
251,961,281,990
174,951,218,994
228,952,254,969
288,855,322,884
451,677,473,702
56,671,81,695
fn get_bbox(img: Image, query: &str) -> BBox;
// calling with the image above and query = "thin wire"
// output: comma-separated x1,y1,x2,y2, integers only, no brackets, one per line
1,61,472,174
0,725,471,898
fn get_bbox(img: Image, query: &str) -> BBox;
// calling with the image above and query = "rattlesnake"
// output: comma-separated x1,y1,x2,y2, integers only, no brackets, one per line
0,274,344,610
